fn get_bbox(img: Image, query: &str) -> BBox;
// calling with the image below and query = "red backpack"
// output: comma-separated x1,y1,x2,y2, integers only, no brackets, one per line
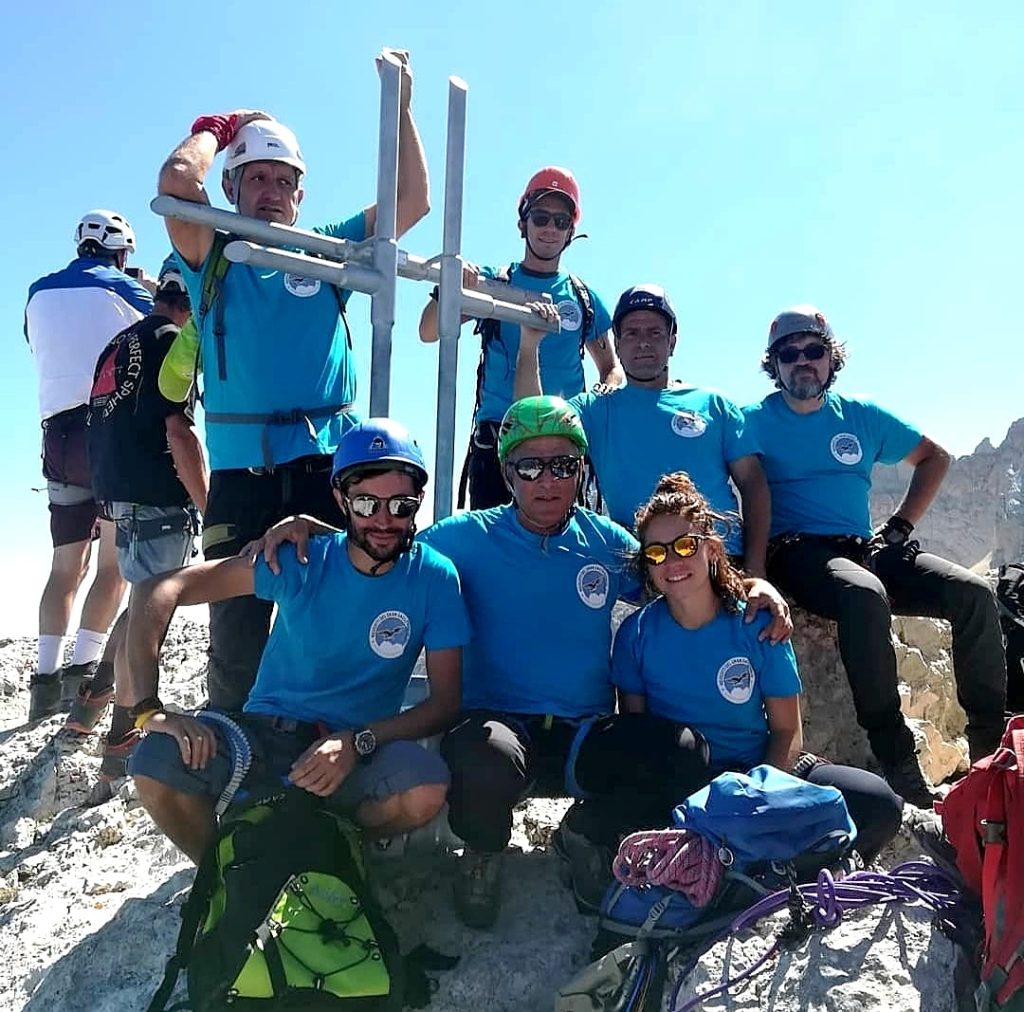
939,715,1024,1010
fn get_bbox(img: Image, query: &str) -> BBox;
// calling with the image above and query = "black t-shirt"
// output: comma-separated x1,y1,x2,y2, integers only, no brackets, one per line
88,314,195,507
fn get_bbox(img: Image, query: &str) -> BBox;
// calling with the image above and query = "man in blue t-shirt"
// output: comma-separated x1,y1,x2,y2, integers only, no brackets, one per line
743,305,1006,807
159,50,431,713
418,166,623,509
515,284,770,574
250,398,791,928
124,421,469,865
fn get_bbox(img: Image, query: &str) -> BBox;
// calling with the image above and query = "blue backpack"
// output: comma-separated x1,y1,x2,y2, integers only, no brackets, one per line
598,765,857,943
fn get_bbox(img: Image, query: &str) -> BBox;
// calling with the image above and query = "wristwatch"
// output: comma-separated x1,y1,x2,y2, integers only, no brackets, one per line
879,515,914,547
353,728,378,762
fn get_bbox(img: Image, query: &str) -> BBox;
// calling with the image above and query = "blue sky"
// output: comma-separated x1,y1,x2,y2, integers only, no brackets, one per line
3,1,1022,633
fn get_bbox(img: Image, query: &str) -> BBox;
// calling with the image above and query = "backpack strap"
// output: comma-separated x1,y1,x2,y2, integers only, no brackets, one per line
459,266,515,507
566,273,595,351
146,838,223,1012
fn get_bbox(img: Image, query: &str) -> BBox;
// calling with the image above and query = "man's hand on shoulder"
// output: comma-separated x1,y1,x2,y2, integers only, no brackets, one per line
240,514,337,575
743,577,793,644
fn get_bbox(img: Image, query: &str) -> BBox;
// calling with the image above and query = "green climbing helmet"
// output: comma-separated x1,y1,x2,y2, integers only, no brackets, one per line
497,395,589,464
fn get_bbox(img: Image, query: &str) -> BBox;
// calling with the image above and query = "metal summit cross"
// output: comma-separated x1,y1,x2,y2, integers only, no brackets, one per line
151,50,558,521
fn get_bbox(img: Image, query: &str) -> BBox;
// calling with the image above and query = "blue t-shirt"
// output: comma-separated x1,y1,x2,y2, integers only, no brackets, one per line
419,506,641,717
247,534,470,728
742,392,922,538
475,263,612,425
175,213,367,470
570,384,757,551
611,601,801,770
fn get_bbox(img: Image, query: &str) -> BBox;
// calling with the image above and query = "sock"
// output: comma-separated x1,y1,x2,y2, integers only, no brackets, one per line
38,635,67,676
70,629,107,667
108,704,134,742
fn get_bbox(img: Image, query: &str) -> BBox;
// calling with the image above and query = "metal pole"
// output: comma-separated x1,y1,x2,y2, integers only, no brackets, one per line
224,241,383,294
369,50,402,417
151,195,366,263
152,195,559,330
433,76,468,521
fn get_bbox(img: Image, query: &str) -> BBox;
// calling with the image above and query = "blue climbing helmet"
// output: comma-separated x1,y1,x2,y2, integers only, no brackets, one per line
330,419,429,490
612,284,678,335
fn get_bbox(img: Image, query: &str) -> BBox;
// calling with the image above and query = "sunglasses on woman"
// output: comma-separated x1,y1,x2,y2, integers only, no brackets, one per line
509,454,582,481
345,494,421,519
775,342,828,365
642,534,707,566
526,209,573,231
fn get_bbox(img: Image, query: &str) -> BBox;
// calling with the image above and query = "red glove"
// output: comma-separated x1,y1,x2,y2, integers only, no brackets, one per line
190,114,240,152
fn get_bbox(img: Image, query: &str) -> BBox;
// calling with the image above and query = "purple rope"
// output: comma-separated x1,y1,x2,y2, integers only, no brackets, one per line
671,861,962,1012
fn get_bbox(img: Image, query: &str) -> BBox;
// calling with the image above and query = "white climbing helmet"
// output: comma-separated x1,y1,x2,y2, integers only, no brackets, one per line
75,210,136,252
223,120,306,178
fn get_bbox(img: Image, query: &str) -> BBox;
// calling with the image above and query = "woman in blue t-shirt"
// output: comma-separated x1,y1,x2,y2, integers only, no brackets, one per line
608,471,902,863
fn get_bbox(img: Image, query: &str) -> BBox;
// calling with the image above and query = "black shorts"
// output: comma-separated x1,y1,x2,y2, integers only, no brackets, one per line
41,408,99,548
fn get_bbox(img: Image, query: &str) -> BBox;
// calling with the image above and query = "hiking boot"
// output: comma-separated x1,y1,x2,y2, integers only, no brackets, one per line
28,671,63,721
453,849,502,930
551,824,614,915
881,753,943,809
59,661,98,711
902,806,961,882
99,728,143,781
65,682,114,735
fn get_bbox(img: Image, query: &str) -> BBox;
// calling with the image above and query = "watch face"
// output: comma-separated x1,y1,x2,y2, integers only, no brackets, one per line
354,730,377,757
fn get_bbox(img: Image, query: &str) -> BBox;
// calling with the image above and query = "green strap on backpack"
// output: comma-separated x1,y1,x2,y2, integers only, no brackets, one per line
148,788,405,1011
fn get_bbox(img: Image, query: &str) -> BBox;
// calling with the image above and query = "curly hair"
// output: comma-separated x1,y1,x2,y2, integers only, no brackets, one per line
633,472,747,612
760,334,849,391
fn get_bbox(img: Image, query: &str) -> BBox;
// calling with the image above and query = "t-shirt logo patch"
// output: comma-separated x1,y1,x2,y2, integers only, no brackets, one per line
671,411,708,438
557,299,582,332
830,433,863,466
369,611,412,659
284,273,322,298
716,656,755,704
576,564,609,609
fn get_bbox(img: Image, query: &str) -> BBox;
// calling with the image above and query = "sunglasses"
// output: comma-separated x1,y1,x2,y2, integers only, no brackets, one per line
642,534,707,566
775,342,828,365
526,209,573,231
509,454,582,481
345,494,421,519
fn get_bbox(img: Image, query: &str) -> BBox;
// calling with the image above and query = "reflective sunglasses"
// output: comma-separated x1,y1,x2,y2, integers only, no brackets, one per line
775,342,828,365
642,534,707,566
526,209,573,231
345,494,421,519
509,454,582,481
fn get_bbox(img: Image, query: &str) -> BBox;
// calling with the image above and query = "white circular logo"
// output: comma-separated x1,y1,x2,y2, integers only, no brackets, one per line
557,299,582,332
671,411,708,438
830,433,863,465
576,564,609,609
716,656,756,704
284,273,322,298
369,611,412,659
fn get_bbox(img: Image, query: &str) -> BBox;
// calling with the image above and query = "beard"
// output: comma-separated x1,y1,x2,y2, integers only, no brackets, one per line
782,370,826,400
347,524,408,564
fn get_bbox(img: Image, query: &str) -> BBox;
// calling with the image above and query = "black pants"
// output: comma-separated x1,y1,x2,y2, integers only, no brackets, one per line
439,711,710,853
768,538,1007,763
570,714,903,865
202,458,347,711
465,423,511,511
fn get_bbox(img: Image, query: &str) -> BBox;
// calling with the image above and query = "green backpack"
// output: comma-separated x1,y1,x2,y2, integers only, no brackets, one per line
148,789,404,1011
